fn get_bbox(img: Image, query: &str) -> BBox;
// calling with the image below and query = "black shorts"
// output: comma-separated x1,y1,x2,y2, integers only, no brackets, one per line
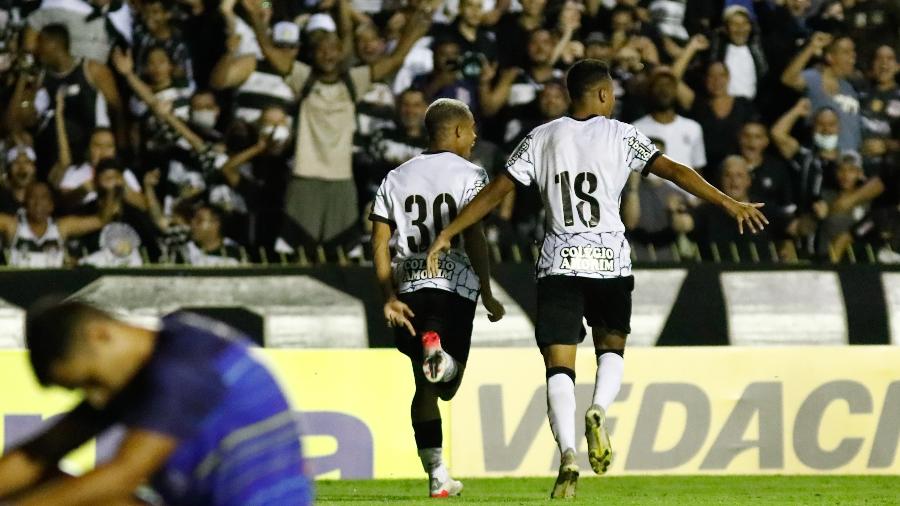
395,288,477,364
535,275,634,348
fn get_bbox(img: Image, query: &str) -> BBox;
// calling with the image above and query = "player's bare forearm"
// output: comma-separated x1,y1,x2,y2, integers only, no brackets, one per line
0,451,47,499
13,430,175,506
372,221,396,301
650,155,768,234
650,155,729,208
463,222,493,297
440,174,515,241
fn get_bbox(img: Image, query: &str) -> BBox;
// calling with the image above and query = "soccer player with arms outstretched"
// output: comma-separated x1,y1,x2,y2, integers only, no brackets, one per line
370,98,505,498
426,60,767,498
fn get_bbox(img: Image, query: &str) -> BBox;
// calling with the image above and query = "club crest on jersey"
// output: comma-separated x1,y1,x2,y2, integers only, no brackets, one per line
506,134,533,168
625,135,654,161
402,257,455,281
558,245,615,272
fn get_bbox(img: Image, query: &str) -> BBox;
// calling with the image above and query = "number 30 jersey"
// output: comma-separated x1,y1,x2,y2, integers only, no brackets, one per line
505,116,661,279
370,151,489,301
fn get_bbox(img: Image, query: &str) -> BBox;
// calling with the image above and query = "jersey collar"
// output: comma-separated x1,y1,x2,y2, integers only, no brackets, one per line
567,114,599,122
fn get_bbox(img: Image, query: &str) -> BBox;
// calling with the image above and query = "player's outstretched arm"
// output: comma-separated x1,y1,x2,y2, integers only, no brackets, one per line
0,450,48,499
372,221,416,336
426,174,516,276
650,155,769,235
463,222,505,322
11,430,176,506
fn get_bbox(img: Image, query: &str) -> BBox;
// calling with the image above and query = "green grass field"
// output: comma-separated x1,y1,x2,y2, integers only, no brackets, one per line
315,476,900,505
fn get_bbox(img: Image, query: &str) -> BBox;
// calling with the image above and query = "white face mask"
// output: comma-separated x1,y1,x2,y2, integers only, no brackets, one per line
813,133,839,151
262,124,291,143
191,109,218,129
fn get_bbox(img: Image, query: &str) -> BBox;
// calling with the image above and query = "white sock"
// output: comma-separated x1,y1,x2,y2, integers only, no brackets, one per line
441,352,458,382
593,353,624,410
418,448,449,481
546,373,577,454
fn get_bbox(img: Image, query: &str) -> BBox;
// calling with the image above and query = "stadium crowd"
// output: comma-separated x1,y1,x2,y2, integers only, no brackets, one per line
0,0,897,267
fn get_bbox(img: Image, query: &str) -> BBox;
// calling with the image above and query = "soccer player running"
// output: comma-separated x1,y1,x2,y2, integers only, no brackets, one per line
0,300,311,505
370,98,505,498
426,60,767,499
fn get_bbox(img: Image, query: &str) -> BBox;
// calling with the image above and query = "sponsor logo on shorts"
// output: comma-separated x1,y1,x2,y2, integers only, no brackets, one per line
558,246,615,272
402,257,456,281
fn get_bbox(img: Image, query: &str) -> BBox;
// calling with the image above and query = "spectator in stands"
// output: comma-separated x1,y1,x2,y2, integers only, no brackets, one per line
76,158,159,267
609,5,659,66
502,29,565,109
180,204,242,266
216,105,293,249
738,121,795,237
21,24,124,173
352,23,396,164
755,0,813,120
622,139,694,261
434,0,498,70
678,55,756,172
0,145,37,213
691,155,772,261
858,45,899,175
366,88,428,186
708,5,767,101
828,144,900,264
133,0,194,87
283,3,434,249
782,32,862,151
634,67,707,175
210,2,300,124
23,0,131,62
412,38,478,108
841,0,900,65
494,0,549,69
771,98,840,212
0,181,114,267
816,150,867,261
186,90,224,143
49,109,143,212
130,46,193,160
111,47,225,222
771,98,845,256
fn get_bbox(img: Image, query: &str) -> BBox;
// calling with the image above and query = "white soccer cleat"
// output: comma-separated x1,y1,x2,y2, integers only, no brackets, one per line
430,475,463,498
585,404,613,475
422,331,447,383
550,448,579,499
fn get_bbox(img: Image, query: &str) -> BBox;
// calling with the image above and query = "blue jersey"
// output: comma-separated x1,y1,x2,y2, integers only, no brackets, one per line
33,312,312,505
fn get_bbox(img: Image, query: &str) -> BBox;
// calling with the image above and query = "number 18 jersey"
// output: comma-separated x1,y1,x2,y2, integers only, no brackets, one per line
371,151,489,302
504,116,660,279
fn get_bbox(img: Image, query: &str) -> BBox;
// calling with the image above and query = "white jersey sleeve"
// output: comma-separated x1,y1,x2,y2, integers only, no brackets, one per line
370,178,396,229
504,133,537,186
462,168,489,207
623,124,662,175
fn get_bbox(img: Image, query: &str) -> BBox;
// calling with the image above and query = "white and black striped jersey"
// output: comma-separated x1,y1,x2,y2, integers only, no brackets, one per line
8,210,64,268
504,115,660,279
370,151,488,302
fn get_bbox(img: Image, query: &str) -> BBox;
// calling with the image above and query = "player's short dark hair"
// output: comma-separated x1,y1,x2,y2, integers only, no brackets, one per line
565,59,612,101
424,98,472,140
40,24,70,51
26,297,111,386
